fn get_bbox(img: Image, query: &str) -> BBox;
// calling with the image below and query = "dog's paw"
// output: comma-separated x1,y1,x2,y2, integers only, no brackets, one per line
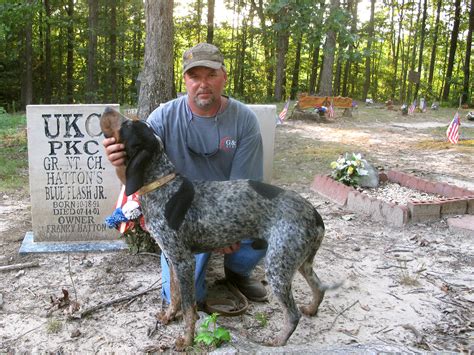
299,304,318,316
263,337,286,347
174,336,191,351
156,310,172,325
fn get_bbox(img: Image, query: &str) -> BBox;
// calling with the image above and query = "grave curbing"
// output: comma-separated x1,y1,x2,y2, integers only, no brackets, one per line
311,170,474,226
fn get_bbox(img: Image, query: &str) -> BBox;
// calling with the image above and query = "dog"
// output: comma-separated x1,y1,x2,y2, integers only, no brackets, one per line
100,107,330,349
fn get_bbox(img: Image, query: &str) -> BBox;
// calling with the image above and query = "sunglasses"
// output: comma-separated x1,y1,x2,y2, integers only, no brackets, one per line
185,117,221,158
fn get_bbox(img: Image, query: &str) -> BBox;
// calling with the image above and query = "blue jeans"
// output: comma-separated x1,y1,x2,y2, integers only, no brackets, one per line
161,239,267,303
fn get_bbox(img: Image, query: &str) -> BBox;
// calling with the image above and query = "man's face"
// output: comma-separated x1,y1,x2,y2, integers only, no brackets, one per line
184,66,227,110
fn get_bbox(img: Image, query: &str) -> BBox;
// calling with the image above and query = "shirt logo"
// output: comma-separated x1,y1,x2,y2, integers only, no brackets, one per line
220,136,237,152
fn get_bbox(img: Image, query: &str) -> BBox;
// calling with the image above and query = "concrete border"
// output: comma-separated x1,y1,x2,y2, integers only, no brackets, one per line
311,170,474,226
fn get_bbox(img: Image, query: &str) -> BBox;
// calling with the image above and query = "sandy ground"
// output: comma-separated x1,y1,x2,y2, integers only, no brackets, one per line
0,107,473,353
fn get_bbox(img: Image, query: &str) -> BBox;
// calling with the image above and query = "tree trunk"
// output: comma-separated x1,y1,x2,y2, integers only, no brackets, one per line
441,0,461,102
274,31,289,101
44,0,52,104
414,0,427,99
309,40,321,95
390,0,404,100
195,0,203,42
206,0,215,43
23,0,33,107
132,2,143,100
427,0,441,96
333,47,342,96
342,0,357,98
86,0,98,103
290,33,302,100
138,0,174,120
109,0,118,103
462,0,474,104
66,0,74,103
405,2,420,103
319,0,340,96
251,0,273,99
236,17,248,97
362,0,375,100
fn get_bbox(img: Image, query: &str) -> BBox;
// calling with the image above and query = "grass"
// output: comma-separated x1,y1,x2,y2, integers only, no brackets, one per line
0,111,28,192
46,318,62,334
398,260,425,287
272,128,371,187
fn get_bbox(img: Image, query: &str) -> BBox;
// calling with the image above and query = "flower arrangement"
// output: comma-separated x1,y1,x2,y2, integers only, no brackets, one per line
105,200,159,254
330,152,369,187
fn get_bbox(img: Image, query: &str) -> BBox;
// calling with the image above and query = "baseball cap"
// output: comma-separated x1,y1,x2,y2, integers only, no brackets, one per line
182,43,225,73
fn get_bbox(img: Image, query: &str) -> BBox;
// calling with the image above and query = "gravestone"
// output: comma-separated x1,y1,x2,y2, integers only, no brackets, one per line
247,105,276,183
21,105,124,253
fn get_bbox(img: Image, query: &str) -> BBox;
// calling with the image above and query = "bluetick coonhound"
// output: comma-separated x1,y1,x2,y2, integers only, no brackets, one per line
100,107,330,349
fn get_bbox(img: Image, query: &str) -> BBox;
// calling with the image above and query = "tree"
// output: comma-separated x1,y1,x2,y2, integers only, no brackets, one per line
251,0,274,99
137,0,174,120
66,0,74,103
427,0,442,96
414,0,428,99
290,32,302,100
361,0,375,100
43,0,52,104
442,0,461,102
108,0,118,103
271,2,290,101
342,0,357,97
23,0,34,106
206,0,214,43
86,0,98,103
462,0,474,104
319,0,340,96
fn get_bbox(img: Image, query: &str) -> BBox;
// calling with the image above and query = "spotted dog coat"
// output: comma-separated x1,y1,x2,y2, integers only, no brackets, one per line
100,107,328,350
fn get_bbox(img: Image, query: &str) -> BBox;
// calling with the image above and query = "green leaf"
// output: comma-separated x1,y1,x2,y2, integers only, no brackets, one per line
214,327,231,342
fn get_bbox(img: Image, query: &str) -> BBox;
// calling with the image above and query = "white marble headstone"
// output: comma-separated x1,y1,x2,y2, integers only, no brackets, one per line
247,105,276,183
27,105,121,242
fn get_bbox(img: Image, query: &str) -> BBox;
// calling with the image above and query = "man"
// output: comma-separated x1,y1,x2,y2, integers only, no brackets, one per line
103,43,267,306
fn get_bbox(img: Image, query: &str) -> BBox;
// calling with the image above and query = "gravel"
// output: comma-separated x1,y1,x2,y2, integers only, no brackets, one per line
360,182,444,205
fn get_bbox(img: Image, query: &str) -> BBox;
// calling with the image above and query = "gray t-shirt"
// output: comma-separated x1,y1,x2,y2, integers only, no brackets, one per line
147,95,263,181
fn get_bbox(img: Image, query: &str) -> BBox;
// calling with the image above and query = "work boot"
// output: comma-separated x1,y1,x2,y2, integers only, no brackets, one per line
224,267,267,302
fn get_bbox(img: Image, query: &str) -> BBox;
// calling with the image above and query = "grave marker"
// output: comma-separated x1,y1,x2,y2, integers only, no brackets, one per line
24,104,122,246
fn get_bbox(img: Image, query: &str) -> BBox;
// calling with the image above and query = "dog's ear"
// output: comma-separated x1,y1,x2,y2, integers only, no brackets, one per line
100,107,126,142
125,149,152,195
120,120,160,196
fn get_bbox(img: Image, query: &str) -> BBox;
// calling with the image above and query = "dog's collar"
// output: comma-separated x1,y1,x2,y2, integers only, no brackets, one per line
137,173,176,195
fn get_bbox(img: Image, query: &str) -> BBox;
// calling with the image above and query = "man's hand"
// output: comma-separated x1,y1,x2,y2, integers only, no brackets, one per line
103,137,126,167
214,242,241,254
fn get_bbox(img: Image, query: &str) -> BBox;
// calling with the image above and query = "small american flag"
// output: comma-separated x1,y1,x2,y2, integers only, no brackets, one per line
115,185,142,233
279,99,290,121
328,103,335,118
446,112,460,144
408,101,416,115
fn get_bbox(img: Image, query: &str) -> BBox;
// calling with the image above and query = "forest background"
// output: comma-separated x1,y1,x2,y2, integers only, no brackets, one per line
0,0,473,114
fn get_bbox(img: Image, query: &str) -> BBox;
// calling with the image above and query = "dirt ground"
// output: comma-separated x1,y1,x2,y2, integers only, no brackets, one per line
1,106,473,353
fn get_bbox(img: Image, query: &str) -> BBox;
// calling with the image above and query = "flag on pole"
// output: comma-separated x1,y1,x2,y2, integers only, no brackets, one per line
279,99,290,121
446,112,460,144
328,103,335,118
408,101,416,115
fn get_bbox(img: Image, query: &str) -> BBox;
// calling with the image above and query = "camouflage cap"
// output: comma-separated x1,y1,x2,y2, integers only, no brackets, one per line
182,43,225,73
